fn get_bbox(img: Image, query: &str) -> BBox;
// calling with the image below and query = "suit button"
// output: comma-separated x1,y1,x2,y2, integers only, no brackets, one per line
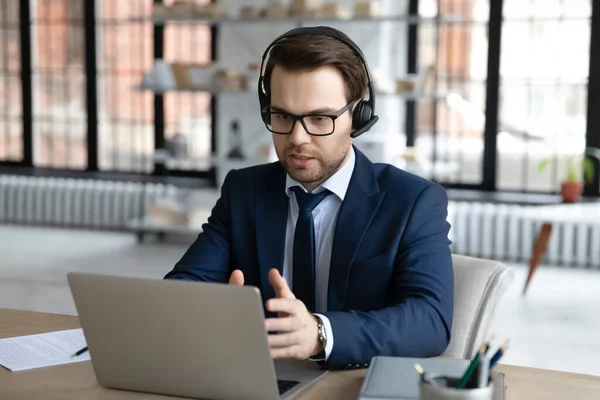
355,364,360,368
363,364,368,368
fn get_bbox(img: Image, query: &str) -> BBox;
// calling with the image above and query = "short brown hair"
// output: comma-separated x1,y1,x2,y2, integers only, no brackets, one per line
263,35,368,104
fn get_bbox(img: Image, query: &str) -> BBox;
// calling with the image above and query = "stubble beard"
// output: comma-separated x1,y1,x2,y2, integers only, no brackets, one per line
280,146,349,188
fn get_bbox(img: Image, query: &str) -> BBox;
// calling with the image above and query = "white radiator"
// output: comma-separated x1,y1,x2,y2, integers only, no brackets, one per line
1,175,599,268
0,175,178,230
448,201,600,269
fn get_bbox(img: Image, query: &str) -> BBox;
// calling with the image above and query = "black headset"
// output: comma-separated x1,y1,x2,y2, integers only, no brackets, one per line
257,26,379,139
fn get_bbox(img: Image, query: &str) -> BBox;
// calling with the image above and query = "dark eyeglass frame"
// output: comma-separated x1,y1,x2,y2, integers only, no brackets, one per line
263,101,355,136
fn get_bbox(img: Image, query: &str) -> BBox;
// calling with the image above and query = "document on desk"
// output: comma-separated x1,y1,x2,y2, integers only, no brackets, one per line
0,329,90,372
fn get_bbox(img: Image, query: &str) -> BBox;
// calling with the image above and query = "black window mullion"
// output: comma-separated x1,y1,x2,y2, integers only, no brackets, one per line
153,0,165,175
482,0,503,191
208,16,218,185
84,0,98,171
584,0,600,196
405,0,418,148
19,0,32,167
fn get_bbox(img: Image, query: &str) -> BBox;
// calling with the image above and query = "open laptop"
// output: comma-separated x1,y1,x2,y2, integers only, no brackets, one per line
67,272,328,400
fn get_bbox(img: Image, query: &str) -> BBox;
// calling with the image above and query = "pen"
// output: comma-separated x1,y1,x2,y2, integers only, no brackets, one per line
71,346,88,358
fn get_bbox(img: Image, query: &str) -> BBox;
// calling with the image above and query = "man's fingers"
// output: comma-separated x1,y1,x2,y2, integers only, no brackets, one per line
267,332,299,348
269,268,295,299
266,298,299,316
229,270,244,286
270,345,303,360
265,316,301,333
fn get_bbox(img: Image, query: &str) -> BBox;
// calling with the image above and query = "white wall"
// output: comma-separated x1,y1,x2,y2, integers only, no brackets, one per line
214,0,410,185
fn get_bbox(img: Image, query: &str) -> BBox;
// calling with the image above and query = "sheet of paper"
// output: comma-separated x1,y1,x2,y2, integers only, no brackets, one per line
0,328,90,372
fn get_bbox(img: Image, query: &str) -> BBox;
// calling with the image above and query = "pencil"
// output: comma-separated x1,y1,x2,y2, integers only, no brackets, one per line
414,363,439,387
489,340,510,369
414,363,425,378
482,335,495,355
457,342,487,389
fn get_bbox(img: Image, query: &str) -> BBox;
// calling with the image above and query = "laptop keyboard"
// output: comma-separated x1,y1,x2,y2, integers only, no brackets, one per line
277,379,300,395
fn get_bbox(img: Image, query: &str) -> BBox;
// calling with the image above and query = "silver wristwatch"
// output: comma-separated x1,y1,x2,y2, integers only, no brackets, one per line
316,316,327,347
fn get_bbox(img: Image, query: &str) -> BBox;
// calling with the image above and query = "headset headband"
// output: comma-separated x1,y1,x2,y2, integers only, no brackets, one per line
259,26,373,83
258,26,379,138
258,26,375,114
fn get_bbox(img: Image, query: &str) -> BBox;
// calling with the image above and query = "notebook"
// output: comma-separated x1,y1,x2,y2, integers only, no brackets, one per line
358,356,507,400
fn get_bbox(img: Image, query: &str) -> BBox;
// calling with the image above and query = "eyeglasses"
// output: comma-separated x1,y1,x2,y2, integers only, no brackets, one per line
263,102,354,136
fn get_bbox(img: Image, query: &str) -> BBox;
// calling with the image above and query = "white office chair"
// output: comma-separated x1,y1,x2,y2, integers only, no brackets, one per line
442,254,515,359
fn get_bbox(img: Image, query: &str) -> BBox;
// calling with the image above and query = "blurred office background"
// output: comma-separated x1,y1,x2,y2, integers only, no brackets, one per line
1,0,600,377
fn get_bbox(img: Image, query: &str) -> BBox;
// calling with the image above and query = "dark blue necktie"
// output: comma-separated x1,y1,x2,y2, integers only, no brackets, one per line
291,186,332,312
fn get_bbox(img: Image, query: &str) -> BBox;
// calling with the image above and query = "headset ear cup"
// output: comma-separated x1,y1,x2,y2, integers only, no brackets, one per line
352,101,372,130
352,101,364,130
360,103,373,125
258,77,270,125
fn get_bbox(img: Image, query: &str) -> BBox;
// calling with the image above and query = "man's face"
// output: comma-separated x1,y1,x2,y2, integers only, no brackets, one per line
269,65,353,191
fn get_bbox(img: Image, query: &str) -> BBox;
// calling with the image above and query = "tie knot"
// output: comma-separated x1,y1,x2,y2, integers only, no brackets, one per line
291,186,332,213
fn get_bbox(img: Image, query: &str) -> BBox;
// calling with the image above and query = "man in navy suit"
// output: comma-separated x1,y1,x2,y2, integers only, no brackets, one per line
164,27,454,371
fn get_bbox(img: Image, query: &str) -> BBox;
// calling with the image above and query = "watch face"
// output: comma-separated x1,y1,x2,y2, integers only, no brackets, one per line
319,322,326,341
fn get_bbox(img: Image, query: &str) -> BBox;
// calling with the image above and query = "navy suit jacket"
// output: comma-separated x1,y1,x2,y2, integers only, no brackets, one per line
164,147,454,370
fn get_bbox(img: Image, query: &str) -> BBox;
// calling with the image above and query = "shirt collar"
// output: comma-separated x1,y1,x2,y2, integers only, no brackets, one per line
285,146,355,201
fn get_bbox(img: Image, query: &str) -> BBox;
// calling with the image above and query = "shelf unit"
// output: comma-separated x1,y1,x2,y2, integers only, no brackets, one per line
135,84,449,100
131,1,458,236
137,14,465,25
139,3,456,187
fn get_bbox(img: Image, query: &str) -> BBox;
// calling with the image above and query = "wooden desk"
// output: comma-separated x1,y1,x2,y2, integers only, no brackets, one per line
1,308,599,400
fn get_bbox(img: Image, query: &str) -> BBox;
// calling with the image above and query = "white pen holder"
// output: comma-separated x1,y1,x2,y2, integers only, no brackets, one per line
419,376,494,400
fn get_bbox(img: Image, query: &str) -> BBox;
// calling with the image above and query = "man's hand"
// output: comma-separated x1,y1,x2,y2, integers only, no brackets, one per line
229,269,244,286
265,269,323,360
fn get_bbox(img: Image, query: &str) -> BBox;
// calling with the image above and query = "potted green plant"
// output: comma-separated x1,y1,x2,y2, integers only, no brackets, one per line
537,147,600,203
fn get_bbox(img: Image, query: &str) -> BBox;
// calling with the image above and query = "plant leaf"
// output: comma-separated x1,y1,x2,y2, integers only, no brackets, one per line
583,157,596,184
565,156,578,180
567,169,578,182
537,159,550,173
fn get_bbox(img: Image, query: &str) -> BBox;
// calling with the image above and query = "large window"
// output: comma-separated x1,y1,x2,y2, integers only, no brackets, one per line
163,0,212,172
32,0,86,169
415,0,489,185
498,0,591,191
0,1,22,162
98,0,155,172
0,0,214,178
97,0,212,173
413,0,596,194
1,0,598,194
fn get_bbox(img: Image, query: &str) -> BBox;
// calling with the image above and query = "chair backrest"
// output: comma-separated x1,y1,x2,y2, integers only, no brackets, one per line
443,254,514,359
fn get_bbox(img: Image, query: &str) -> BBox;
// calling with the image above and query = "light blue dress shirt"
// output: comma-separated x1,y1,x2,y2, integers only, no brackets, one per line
282,146,356,362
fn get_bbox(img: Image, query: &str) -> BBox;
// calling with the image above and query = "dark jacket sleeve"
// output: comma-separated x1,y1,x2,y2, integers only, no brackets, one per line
163,171,236,283
322,183,454,370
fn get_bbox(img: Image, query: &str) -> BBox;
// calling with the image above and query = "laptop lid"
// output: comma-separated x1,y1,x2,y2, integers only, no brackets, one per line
68,272,283,400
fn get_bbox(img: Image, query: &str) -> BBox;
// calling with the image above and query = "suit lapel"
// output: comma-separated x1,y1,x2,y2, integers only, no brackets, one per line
255,164,288,302
328,148,385,311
